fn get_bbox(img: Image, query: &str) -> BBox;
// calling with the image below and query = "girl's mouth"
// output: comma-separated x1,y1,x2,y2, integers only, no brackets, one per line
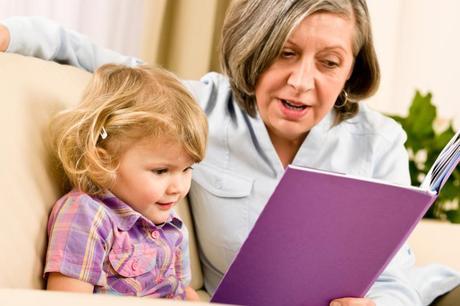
156,202,174,210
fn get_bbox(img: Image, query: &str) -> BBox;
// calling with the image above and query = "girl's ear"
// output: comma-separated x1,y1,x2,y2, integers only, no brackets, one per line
96,147,111,164
96,147,119,172
93,147,118,188
96,147,109,157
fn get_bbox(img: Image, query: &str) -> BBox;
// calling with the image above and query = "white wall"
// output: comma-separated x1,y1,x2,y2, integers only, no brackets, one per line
0,0,144,58
367,0,460,128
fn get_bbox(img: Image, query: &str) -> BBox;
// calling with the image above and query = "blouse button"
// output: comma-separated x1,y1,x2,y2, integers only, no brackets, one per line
151,230,160,239
131,259,138,271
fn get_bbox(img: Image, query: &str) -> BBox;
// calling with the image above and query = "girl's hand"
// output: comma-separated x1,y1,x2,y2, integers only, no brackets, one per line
47,272,94,293
0,25,10,52
185,286,200,301
330,297,376,306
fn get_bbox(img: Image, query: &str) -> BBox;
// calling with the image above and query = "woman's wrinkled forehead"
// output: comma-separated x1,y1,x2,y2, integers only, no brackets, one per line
284,2,362,55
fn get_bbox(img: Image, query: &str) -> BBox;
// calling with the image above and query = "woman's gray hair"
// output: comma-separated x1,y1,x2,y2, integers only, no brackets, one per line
220,0,379,123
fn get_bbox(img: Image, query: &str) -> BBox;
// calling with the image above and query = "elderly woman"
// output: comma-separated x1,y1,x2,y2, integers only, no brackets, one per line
1,0,459,305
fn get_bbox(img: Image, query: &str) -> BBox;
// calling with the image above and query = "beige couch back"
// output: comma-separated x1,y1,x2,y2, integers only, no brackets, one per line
0,53,202,290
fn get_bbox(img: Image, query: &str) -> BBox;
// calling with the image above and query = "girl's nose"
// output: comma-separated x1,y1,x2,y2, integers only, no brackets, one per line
166,174,186,195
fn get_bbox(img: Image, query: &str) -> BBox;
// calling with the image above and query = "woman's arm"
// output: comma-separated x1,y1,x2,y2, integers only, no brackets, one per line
0,16,142,72
364,122,423,305
365,245,423,305
47,272,94,293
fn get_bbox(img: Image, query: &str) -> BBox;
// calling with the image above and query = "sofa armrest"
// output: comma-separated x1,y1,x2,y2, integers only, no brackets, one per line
408,219,460,271
431,286,460,306
0,288,226,306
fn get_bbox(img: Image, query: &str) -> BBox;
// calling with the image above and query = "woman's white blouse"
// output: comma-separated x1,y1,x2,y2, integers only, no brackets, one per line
4,16,460,306
184,73,460,305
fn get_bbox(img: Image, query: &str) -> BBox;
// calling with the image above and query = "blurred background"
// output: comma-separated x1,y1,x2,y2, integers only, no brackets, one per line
0,0,458,128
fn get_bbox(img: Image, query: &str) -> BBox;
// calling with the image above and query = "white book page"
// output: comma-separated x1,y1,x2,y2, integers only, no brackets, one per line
420,129,460,192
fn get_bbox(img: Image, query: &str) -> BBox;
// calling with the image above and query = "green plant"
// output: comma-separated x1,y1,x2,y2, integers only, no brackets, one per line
390,91,460,223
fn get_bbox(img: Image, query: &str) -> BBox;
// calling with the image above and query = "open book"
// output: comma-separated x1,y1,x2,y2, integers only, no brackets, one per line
211,130,460,306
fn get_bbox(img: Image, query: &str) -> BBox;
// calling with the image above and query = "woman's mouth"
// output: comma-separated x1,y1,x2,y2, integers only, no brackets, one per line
281,99,307,111
278,99,310,120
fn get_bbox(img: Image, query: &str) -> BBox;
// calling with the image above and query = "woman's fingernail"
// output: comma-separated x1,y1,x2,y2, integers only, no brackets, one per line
330,302,341,306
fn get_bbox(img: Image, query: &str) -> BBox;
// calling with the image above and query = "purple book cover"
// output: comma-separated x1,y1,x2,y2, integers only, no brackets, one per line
211,165,436,306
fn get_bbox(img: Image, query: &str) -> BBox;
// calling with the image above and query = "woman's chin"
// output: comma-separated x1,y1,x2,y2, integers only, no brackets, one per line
268,120,314,143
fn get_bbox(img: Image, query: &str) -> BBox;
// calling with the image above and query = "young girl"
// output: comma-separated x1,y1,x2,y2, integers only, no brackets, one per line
44,64,207,301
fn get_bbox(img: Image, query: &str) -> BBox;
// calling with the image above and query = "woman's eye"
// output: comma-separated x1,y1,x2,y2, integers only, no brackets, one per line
280,49,296,58
322,59,339,69
152,168,168,175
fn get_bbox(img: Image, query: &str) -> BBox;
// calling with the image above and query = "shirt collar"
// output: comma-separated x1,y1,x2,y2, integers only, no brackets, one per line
249,108,336,176
98,192,182,231
314,109,335,131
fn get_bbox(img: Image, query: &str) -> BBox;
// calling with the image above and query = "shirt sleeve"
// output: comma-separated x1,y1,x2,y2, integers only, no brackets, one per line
44,193,113,287
371,119,411,185
175,224,192,287
367,123,460,305
2,16,143,72
365,121,423,305
366,244,424,306
182,72,232,113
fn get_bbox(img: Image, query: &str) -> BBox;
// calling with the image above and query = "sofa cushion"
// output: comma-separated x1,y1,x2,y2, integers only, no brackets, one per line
408,219,460,271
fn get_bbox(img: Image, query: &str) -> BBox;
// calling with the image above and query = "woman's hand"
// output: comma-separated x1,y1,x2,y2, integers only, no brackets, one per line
330,297,376,306
185,286,201,301
0,25,10,51
47,272,94,293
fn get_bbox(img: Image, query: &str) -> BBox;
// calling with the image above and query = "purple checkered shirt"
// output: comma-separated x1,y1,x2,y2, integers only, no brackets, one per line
44,190,191,299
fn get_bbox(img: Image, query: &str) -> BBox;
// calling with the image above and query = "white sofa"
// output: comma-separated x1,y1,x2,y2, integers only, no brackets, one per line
0,53,458,305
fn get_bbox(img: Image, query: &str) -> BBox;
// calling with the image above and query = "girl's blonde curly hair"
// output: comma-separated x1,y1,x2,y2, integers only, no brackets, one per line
51,64,208,196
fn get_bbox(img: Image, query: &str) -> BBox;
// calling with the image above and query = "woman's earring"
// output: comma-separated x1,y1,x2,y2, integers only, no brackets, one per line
334,89,349,109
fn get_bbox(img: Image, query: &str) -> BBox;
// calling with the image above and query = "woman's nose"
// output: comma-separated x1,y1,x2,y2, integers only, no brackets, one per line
287,59,314,93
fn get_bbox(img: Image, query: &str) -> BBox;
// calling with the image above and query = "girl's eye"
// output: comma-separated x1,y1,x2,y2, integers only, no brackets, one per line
183,166,194,172
152,168,168,175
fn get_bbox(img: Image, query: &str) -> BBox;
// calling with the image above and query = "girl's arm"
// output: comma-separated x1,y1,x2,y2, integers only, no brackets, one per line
0,24,9,52
0,16,142,72
45,193,113,293
174,222,198,300
184,286,200,301
47,272,94,293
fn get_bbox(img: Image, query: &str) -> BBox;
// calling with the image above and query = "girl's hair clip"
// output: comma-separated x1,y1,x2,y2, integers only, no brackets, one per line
100,127,108,140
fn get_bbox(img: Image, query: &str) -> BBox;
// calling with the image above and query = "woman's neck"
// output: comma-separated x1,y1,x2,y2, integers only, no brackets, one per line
268,131,308,168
